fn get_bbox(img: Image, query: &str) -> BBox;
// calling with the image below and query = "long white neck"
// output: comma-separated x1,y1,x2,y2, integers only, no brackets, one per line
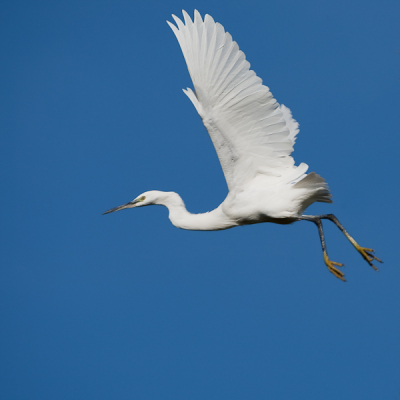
154,192,236,231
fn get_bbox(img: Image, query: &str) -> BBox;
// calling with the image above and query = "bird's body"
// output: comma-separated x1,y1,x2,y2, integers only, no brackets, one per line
104,10,382,280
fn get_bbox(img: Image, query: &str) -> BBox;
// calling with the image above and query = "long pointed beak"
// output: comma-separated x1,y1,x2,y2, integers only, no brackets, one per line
102,199,139,215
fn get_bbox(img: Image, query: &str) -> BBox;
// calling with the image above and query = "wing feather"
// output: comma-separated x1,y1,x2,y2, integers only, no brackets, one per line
168,10,306,190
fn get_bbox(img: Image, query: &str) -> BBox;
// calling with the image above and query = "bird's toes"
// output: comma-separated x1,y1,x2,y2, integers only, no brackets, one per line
328,265,346,281
323,252,346,281
331,261,345,268
358,246,382,270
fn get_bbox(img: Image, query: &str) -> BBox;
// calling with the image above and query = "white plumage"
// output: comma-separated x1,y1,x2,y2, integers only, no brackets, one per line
104,10,381,281
167,10,331,220
169,10,308,190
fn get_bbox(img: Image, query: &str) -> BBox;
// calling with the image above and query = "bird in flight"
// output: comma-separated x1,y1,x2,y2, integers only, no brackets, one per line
104,10,381,281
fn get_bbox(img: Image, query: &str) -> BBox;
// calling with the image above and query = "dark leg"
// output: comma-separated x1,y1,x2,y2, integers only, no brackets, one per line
300,215,346,281
319,214,382,271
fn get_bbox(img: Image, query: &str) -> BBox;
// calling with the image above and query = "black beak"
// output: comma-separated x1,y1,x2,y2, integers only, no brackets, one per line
102,199,139,215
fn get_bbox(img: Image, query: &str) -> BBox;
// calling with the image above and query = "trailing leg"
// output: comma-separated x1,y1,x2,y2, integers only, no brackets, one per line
300,215,346,281
320,214,382,271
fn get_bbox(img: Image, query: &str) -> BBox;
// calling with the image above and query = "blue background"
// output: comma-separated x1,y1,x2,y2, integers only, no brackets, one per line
1,0,399,398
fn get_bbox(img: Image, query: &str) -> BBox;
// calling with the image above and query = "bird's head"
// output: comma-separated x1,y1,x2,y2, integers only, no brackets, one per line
102,191,161,215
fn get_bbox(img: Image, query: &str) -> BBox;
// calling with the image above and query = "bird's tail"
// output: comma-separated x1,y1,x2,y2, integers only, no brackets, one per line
294,172,332,204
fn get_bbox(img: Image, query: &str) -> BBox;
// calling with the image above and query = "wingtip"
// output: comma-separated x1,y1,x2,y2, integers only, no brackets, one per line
171,14,182,27
194,9,202,24
204,13,215,25
182,9,192,25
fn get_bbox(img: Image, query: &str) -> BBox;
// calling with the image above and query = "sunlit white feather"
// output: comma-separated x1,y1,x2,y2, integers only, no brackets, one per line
167,10,306,190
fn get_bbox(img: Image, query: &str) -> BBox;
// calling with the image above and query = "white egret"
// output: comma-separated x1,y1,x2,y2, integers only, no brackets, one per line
104,10,381,281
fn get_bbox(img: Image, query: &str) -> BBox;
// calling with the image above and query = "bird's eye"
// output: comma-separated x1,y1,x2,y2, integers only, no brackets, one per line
138,196,146,202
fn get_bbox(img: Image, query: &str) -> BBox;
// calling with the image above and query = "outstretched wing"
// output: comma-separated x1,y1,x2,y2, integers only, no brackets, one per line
167,10,307,191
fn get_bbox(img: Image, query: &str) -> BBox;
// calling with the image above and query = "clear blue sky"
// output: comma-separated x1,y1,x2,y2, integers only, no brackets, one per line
1,0,399,399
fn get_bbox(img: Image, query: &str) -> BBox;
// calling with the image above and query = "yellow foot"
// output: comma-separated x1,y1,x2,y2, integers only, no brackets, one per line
323,252,346,281
355,246,382,271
